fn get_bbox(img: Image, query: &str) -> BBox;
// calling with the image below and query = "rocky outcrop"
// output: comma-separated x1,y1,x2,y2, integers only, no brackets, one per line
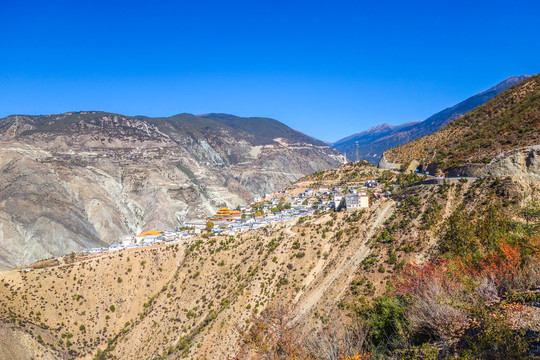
380,146,540,180
447,146,540,179
377,153,402,170
0,112,343,269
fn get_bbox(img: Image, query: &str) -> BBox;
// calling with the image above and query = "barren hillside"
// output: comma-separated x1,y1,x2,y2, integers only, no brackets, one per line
0,112,343,269
0,159,537,359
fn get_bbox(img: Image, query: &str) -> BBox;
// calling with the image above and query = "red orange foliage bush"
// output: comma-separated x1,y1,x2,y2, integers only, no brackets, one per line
392,240,524,298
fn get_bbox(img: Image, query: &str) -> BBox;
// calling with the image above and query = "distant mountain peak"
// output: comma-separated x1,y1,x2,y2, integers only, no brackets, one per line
367,123,394,131
483,75,530,94
382,73,540,172
332,75,530,164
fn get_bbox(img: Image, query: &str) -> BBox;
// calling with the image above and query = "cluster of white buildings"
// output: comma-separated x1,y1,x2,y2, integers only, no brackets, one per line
82,180,385,255
286,182,379,212
82,230,191,255
205,208,316,236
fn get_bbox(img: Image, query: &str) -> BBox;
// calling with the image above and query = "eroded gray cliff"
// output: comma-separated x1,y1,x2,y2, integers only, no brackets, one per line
0,112,343,268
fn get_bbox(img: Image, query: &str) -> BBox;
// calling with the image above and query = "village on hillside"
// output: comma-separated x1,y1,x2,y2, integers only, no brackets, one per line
82,176,389,254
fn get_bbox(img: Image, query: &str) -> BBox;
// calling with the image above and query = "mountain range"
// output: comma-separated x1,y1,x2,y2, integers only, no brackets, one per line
0,112,343,269
0,83,537,357
381,73,540,176
332,75,530,163
0,71,538,359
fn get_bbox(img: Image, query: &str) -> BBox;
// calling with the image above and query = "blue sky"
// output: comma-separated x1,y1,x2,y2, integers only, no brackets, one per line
0,0,538,142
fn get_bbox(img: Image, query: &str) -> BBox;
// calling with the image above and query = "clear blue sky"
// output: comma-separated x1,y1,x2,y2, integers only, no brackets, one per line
0,0,538,142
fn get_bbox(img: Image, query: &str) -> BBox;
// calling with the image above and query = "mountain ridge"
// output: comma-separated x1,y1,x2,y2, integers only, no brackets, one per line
332,75,530,163
0,111,328,147
381,73,540,175
0,111,343,269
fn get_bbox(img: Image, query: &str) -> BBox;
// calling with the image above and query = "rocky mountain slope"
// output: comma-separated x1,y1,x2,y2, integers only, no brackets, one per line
0,112,343,269
0,156,537,359
0,75,538,359
332,75,529,163
381,73,540,176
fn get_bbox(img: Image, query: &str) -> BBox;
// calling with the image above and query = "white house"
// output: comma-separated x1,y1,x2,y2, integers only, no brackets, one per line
184,220,207,229
365,180,379,188
122,235,135,246
345,193,369,209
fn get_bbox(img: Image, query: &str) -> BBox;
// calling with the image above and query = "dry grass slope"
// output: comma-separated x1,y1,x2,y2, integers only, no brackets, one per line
0,162,537,359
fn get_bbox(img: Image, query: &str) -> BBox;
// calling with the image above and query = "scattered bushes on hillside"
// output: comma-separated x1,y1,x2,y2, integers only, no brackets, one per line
239,305,370,360
384,239,538,358
238,305,305,359
242,235,539,359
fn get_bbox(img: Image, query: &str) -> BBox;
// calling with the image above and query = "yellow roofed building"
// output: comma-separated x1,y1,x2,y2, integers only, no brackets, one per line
136,230,161,237
214,207,232,218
